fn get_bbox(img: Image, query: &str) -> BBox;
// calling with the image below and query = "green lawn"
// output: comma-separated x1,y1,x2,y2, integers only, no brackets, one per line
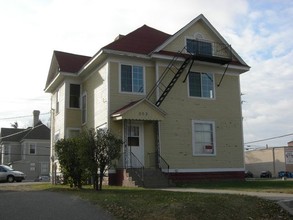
27,180,293,220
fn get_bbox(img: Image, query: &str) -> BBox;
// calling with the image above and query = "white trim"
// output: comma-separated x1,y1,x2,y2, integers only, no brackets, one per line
29,143,37,155
66,128,81,138
192,120,216,156
81,91,87,125
187,72,216,100
103,49,151,60
166,168,245,173
119,63,146,95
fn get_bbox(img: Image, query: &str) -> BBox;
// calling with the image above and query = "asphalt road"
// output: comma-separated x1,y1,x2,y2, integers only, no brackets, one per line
0,189,115,220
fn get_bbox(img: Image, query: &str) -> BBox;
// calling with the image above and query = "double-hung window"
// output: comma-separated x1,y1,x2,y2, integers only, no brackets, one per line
121,64,144,93
70,84,80,108
189,72,214,98
29,144,36,155
192,120,215,156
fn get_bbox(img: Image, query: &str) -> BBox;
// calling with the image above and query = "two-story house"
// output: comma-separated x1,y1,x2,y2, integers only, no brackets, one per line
45,14,249,186
0,110,51,181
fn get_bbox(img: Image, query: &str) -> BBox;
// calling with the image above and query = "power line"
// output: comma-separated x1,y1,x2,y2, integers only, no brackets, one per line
244,133,293,144
0,123,48,140
0,112,50,121
0,153,50,157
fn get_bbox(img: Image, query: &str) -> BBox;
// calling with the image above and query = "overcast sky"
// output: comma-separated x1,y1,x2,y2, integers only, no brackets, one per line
0,0,292,148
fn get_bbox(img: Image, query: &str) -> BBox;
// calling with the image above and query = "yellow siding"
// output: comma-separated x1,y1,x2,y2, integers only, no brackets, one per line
158,69,243,169
54,83,65,138
65,108,81,128
164,20,220,52
82,63,109,129
109,61,155,115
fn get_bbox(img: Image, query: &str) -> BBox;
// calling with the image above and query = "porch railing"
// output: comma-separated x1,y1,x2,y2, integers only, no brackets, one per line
158,154,170,175
127,152,144,184
148,152,170,174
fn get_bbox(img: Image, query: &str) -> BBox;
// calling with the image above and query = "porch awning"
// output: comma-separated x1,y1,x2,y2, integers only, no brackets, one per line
111,99,166,121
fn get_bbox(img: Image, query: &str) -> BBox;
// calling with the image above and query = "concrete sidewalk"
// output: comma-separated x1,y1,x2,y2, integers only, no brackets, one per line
160,188,293,216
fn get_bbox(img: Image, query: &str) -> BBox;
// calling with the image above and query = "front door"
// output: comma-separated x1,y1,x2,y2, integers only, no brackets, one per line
126,122,144,168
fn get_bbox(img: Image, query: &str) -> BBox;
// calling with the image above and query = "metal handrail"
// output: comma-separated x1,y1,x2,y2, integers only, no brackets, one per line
158,154,170,174
128,152,144,183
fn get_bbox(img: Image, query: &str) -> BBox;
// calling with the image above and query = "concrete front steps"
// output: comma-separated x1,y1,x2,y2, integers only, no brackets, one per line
123,168,174,188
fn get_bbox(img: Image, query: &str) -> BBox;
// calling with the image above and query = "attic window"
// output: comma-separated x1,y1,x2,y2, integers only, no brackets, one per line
186,38,212,56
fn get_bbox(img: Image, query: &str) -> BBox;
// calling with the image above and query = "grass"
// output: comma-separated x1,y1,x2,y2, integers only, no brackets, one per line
2,180,293,220
178,179,293,193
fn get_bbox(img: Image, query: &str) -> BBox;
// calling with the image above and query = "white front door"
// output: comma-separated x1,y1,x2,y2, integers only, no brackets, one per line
126,122,144,167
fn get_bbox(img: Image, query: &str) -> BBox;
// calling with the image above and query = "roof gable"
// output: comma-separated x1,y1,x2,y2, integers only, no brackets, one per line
45,51,91,89
103,25,170,55
153,14,248,67
54,51,91,73
111,99,166,121
23,122,50,140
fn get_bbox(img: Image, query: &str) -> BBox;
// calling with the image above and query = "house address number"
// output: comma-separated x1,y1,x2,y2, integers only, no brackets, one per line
138,111,148,116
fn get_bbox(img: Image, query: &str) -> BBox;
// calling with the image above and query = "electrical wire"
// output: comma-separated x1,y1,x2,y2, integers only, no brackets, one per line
0,112,50,121
244,133,293,144
0,123,47,140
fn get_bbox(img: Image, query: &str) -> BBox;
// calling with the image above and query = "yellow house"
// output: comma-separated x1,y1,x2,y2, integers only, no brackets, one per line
45,14,250,186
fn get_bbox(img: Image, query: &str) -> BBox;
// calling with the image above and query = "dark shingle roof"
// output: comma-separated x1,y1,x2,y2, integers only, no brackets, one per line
103,25,171,55
45,51,91,89
0,128,30,142
54,51,92,73
22,122,50,140
0,122,50,142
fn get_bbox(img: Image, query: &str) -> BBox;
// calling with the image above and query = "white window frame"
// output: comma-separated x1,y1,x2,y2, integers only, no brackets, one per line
40,162,49,175
56,89,60,114
29,143,37,155
69,84,81,109
81,92,87,124
119,63,145,94
188,72,215,99
67,128,81,138
192,120,216,156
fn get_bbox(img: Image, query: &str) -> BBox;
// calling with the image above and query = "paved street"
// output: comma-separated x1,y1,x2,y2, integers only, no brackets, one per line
0,187,115,220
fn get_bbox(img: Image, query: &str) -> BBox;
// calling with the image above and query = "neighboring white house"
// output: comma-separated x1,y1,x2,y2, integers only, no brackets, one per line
0,110,50,181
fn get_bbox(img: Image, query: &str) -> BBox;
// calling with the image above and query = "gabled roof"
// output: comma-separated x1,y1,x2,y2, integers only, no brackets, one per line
45,14,249,91
153,14,249,67
103,25,170,55
0,122,50,142
22,121,50,140
54,51,91,73
0,128,30,142
45,51,91,89
111,99,166,121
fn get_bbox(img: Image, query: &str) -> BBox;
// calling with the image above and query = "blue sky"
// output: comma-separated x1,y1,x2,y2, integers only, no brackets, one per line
0,0,292,147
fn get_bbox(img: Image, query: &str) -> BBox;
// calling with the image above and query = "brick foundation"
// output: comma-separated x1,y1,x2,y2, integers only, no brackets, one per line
168,171,245,183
